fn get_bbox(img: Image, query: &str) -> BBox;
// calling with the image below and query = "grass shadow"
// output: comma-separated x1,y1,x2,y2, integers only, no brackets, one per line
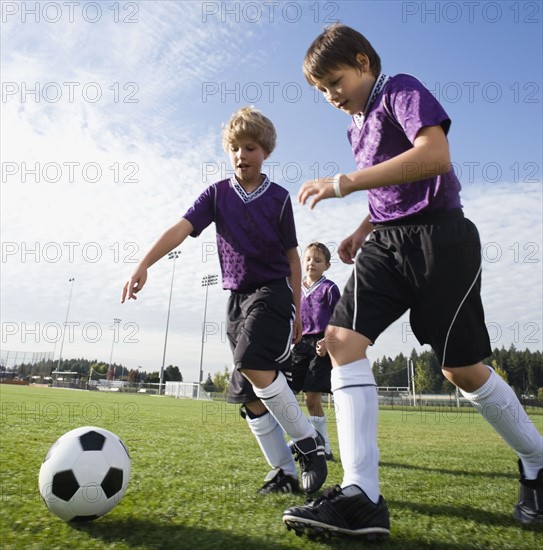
380,461,517,480
388,498,543,531
73,518,294,549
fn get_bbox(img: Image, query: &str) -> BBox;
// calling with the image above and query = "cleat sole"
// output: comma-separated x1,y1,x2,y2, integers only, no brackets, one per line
514,505,543,526
283,516,390,540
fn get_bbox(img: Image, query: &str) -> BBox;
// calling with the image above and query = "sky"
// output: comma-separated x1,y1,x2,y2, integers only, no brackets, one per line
1,0,542,384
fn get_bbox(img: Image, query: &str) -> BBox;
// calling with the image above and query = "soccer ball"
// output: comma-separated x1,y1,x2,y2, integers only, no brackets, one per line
38,426,131,522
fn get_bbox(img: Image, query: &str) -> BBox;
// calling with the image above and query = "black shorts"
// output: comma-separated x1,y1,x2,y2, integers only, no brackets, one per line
330,209,491,367
225,278,295,404
290,333,332,394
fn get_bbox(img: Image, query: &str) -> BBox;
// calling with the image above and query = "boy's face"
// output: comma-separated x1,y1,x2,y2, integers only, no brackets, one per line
314,55,375,115
228,136,269,186
303,247,330,282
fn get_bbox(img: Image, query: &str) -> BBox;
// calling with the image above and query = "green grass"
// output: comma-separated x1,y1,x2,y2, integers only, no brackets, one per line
0,385,541,549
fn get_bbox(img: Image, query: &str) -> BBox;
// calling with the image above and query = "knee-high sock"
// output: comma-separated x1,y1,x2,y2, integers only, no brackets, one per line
252,371,315,443
460,366,543,479
246,412,297,478
331,358,380,503
310,415,331,453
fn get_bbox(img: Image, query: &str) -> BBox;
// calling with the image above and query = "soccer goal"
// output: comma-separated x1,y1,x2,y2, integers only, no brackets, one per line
165,381,212,401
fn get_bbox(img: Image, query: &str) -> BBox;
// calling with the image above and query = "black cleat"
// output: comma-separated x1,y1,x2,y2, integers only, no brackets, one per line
283,484,390,540
258,468,300,495
514,460,543,525
291,436,335,461
292,433,327,494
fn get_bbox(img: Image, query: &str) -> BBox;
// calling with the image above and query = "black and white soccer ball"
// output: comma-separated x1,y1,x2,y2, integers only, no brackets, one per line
38,426,131,522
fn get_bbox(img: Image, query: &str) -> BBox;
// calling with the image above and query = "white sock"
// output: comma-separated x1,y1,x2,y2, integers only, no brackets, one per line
246,412,297,478
310,415,331,453
460,366,543,479
253,371,315,443
331,358,380,503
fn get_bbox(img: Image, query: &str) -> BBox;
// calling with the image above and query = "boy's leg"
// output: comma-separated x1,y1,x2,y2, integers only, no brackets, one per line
409,212,542,523
304,337,334,459
324,328,381,501
243,399,299,494
444,363,543,524
306,392,332,458
227,368,298,493
283,327,390,539
232,280,326,494
242,368,327,494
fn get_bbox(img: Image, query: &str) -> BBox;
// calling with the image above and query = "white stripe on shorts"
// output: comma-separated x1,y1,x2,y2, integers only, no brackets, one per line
441,262,483,367
352,255,359,330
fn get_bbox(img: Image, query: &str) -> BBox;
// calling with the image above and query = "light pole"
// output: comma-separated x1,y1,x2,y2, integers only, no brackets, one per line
108,318,121,383
159,250,181,396
54,278,75,373
198,274,218,389
410,358,417,407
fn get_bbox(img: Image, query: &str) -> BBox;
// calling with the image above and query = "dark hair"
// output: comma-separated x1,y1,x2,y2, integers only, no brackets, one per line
303,24,381,85
305,242,332,264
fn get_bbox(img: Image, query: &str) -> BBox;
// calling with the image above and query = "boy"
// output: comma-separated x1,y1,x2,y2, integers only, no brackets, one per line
282,24,543,539
122,106,327,496
290,242,340,460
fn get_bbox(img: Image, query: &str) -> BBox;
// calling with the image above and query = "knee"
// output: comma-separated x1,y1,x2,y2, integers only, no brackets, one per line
240,368,276,389
324,325,370,365
244,400,267,417
324,325,342,356
442,362,489,392
305,393,318,410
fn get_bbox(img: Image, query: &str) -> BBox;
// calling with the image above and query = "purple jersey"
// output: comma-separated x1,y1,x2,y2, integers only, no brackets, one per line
182,176,298,291
300,276,341,335
348,74,462,223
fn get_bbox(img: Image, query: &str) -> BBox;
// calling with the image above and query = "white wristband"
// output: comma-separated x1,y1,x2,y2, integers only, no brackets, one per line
332,174,343,198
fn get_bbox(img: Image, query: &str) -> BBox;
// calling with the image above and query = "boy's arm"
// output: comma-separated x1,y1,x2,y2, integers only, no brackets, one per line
338,214,374,265
299,125,450,209
286,246,302,344
121,218,194,303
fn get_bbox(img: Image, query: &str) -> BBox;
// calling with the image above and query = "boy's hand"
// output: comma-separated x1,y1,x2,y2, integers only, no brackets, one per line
121,267,148,303
298,177,337,209
338,231,366,265
292,318,302,344
316,338,327,357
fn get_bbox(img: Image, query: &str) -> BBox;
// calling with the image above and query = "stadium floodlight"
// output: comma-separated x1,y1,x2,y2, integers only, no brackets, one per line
159,250,181,396
198,274,219,390
54,278,75,374
108,318,122,382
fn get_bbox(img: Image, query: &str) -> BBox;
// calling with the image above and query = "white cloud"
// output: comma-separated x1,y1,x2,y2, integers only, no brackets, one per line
2,3,541,382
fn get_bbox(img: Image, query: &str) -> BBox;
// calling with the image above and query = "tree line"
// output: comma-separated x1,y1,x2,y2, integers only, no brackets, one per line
4,358,183,385
374,345,543,397
5,345,542,398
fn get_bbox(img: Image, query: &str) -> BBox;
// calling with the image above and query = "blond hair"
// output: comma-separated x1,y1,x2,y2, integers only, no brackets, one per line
222,106,276,154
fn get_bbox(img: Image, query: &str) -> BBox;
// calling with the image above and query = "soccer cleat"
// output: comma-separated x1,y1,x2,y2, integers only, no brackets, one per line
283,484,390,540
258,468,300,495
292,433,327,494
514,460,543,525
291,435,335,461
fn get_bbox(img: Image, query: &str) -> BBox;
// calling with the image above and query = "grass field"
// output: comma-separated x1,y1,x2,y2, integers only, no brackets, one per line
0,385,541,549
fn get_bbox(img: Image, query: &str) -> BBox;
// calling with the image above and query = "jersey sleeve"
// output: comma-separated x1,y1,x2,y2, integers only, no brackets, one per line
327,283,341,310
278,194,298,250
182,185,216,238
387,75,451,143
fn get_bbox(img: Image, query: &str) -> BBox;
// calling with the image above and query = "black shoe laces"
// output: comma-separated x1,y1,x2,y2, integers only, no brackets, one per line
292,447,312,468
305,484,342,506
